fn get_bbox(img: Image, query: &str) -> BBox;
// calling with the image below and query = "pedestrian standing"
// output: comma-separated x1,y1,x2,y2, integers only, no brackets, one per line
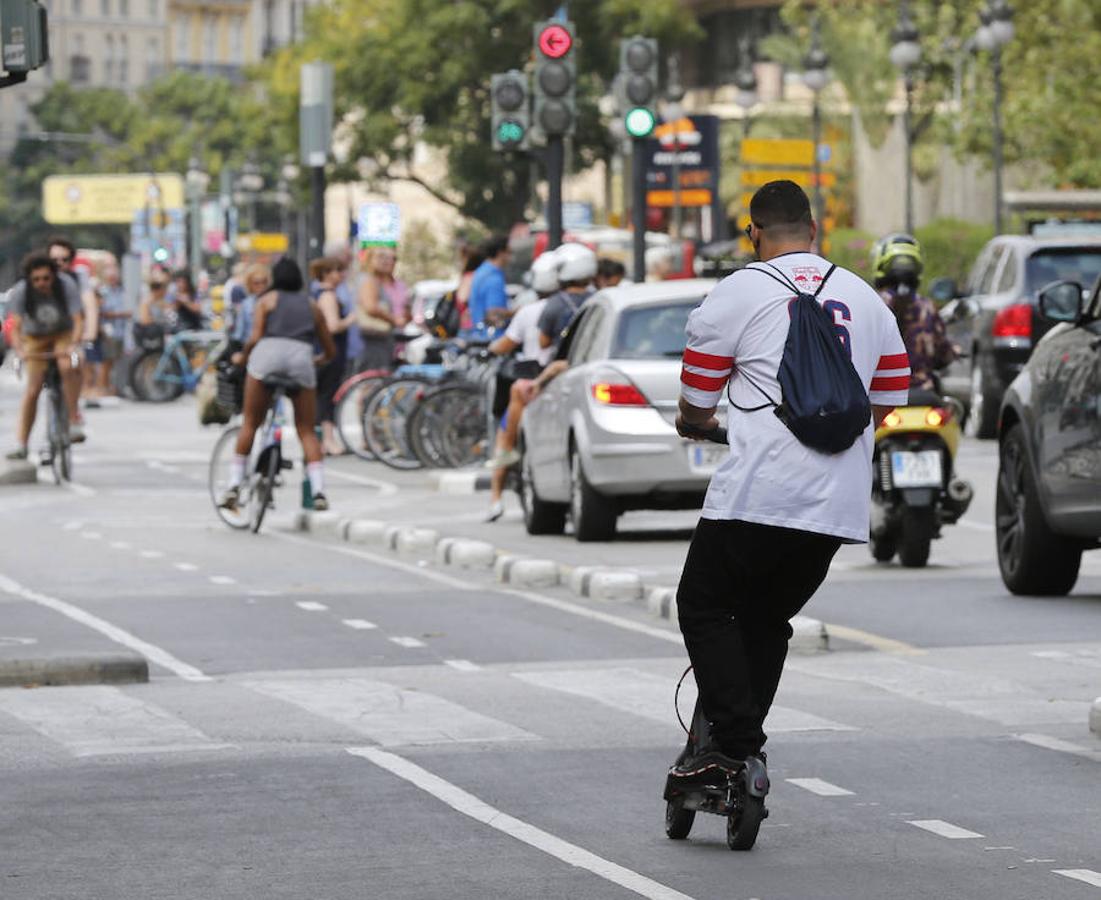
93,257,131,397
467,235,511,331
231,264,272,347
354,247,408,372
169,270,204,332
668,180,911,785
310,256,355,455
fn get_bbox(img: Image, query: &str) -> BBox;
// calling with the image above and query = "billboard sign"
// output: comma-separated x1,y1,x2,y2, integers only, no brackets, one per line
44,173,186,225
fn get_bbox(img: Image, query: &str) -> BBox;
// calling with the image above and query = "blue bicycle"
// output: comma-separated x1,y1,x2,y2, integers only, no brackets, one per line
129,329,227,403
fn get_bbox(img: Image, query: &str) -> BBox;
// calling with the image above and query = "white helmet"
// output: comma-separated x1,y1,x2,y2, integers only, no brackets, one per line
530,249,561,294
554,242,598,284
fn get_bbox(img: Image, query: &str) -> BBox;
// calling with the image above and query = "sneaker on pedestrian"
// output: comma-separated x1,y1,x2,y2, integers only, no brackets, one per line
5,446,28,461
69,423,86,443
312,492,330,512
483,448,521,470
485,500,505,522
218,486,240,511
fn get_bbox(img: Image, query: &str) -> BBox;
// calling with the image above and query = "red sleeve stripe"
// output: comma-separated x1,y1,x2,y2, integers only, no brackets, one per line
681,369,730,392
876,352,910,370
683,349,735,370
870,375,911,392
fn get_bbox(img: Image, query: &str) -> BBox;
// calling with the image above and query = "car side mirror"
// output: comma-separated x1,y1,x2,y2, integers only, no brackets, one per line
928,277,959,304
1038,280,1084,323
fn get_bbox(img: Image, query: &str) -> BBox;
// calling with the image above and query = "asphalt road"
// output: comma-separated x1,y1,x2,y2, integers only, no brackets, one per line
1,378,1099,900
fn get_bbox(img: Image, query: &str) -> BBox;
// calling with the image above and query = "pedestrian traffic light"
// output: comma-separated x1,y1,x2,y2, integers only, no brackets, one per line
0,0,49,85
490,70,529,152
619,36,658,138
533,19,576,139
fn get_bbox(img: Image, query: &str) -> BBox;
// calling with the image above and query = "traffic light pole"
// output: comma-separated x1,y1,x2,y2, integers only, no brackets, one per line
309,165,326,261
546,135,564,251
631,136,646,282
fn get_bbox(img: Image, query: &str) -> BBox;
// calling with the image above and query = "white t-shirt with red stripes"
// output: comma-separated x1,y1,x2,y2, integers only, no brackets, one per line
681,252,910,542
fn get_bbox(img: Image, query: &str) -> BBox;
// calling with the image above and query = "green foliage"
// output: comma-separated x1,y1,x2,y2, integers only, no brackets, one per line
914,218,993,287
397,219,457,286
262,0,701,229
828,227,875,280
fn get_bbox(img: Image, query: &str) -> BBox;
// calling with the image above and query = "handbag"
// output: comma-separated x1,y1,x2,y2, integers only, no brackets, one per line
356,278,393,335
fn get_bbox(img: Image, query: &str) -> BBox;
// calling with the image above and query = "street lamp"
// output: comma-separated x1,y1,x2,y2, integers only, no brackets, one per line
890,0,921,233
802,17,830,249
185,156,210,286
734,36,758,138
237,158,264,233
975,0,1014,234
663,55,686,240
278,155,300,251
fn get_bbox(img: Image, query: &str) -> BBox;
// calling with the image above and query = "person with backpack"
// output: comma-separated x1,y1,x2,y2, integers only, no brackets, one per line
668,180,911,787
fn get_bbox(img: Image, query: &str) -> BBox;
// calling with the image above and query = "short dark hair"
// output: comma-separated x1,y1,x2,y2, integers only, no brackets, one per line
597,258,626,280
46,235,76,257
22,252,57,281
271,256,304,292
480,234,509,260
171,269,196,297
463,249,486,274
749,180,813,236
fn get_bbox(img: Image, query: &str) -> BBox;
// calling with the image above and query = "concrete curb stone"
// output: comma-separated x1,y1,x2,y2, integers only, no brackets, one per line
495,555,559,587
436,538,496,569
391,526,440,556
0,460,36,486
429,470,492,495
567,567,642,601
0,654,149,688
346,519,388,545
1091,697,1101,737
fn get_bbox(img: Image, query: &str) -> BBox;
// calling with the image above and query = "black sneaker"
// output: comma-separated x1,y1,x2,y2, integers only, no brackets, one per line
312,492,329,512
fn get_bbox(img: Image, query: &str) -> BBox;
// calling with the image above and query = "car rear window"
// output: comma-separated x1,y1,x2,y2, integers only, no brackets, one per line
611,300,702,359
1026,249,1101,295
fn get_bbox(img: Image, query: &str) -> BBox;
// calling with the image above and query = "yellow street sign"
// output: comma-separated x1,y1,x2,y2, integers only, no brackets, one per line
741,169,837,189
236,233,290,253
42,173,186,225
741,139,816,168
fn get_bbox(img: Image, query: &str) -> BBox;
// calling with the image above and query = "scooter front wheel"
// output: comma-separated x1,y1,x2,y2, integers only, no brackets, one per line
665,799,695,840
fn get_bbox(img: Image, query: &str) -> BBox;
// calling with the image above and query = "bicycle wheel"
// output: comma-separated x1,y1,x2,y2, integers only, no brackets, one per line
250,443,281,533
130,350,184,403
364,378,429,470
334,371,387,460
438,384,490,468
46,389,66,484
208,425,251,530
406,385,458,468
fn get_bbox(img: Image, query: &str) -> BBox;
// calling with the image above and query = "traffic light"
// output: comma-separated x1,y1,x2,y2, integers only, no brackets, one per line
0,0,49,83
619,36,658,138
490,70,529,151
533,19,576,139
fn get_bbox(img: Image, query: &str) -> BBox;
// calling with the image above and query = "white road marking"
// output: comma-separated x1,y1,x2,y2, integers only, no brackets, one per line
80,530,102,540
110,540,131,550
140,550,164,559
513,667,855,734
174,562,198,572
342,619,377,630
390,636,426,648
908,820,983,839
348,747,696,900
0,573,209,682
63,521,82,531
249,678,533,746
1054,870,1101,888
145,460,182,475
0,685,229,757
209,575,237,586
787,777,854,797
62,481,97,498
295,601,328,612
1015,733,1101,763
326,467,400,496
444,659,481,672
247,589,283,597
957,519,995,532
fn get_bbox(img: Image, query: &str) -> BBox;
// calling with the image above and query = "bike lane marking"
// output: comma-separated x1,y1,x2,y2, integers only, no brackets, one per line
347,746,697,900
786,777,854,797
1053,870,1101,889
0,572,210,682
907,819,984,839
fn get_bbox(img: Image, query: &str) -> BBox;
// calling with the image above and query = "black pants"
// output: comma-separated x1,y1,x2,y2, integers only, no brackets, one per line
676,518,841,759
315,351,346,425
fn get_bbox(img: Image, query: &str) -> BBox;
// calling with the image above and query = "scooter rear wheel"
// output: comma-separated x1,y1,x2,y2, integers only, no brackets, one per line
727,792,765,851
664,800,695,840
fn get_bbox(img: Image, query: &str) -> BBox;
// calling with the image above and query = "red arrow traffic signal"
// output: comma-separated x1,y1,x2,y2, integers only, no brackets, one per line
538,23,572,59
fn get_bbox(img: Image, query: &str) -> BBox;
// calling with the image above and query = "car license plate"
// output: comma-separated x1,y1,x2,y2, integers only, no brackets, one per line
890,450,943,488
687,443,727,473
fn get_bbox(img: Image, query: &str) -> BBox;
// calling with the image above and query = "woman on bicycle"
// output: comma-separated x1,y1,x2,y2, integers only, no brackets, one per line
219,257,336,512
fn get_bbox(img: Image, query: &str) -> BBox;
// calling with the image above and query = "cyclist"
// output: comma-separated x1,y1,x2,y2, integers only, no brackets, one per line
5,252,85,460
871,233,956,392
537,243,597,351
218,258,336,512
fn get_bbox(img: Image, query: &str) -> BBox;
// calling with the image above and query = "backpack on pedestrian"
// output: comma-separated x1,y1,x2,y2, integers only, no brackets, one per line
731,263,871,454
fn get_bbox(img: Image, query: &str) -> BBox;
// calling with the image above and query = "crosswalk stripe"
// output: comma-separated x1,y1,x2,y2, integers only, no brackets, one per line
444,659,481,672
342,618,377,630
787,777,854,797
908,819,983,839
1053,870,1101,889
512,667,856,734
247,678,535,747
0,686,229,757
390,636,425,648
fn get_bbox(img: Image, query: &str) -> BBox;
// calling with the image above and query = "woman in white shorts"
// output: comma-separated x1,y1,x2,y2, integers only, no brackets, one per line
219,258,336,511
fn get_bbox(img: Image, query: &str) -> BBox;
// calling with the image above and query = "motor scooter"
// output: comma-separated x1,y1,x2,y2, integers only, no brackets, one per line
870,389,973,567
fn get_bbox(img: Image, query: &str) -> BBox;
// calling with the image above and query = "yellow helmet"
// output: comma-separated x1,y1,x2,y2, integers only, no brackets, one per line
871,232,924,288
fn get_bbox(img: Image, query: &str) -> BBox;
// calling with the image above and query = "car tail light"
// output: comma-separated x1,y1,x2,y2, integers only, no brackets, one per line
992,303,1032,338
591,381,648,406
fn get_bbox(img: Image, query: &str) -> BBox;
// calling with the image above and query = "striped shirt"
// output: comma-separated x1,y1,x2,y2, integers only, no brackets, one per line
680,252,910,542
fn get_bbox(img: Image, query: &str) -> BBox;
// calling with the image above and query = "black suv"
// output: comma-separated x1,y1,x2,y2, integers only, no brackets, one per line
938,236,1101,439
996,275,1101,595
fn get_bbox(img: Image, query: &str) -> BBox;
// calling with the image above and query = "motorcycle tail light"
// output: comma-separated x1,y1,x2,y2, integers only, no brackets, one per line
992,303,1032,338
591,382,648,406
883,411,903,428
925,407,952,427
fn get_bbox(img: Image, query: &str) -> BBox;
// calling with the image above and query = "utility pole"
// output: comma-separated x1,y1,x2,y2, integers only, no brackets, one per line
300,61,333,260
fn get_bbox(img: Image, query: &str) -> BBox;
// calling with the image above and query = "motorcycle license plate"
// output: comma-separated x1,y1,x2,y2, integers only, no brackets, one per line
891,450,943,488
687,443,726,474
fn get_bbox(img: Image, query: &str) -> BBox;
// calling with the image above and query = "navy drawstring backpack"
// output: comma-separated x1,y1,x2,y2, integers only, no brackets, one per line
730,263,871,454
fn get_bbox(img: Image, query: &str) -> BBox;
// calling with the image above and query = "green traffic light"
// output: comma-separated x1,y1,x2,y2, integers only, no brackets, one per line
496,119,526,146
624,106,656,138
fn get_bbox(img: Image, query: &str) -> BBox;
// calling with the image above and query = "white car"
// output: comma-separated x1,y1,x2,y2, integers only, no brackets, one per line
519,279,723,541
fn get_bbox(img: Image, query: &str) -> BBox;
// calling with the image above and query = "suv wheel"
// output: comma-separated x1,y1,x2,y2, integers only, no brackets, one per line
996,424,1081,595
964,356,999,440
570,445,617,542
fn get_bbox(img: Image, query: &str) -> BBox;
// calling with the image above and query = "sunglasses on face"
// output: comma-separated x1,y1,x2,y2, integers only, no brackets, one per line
150,282,167,290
